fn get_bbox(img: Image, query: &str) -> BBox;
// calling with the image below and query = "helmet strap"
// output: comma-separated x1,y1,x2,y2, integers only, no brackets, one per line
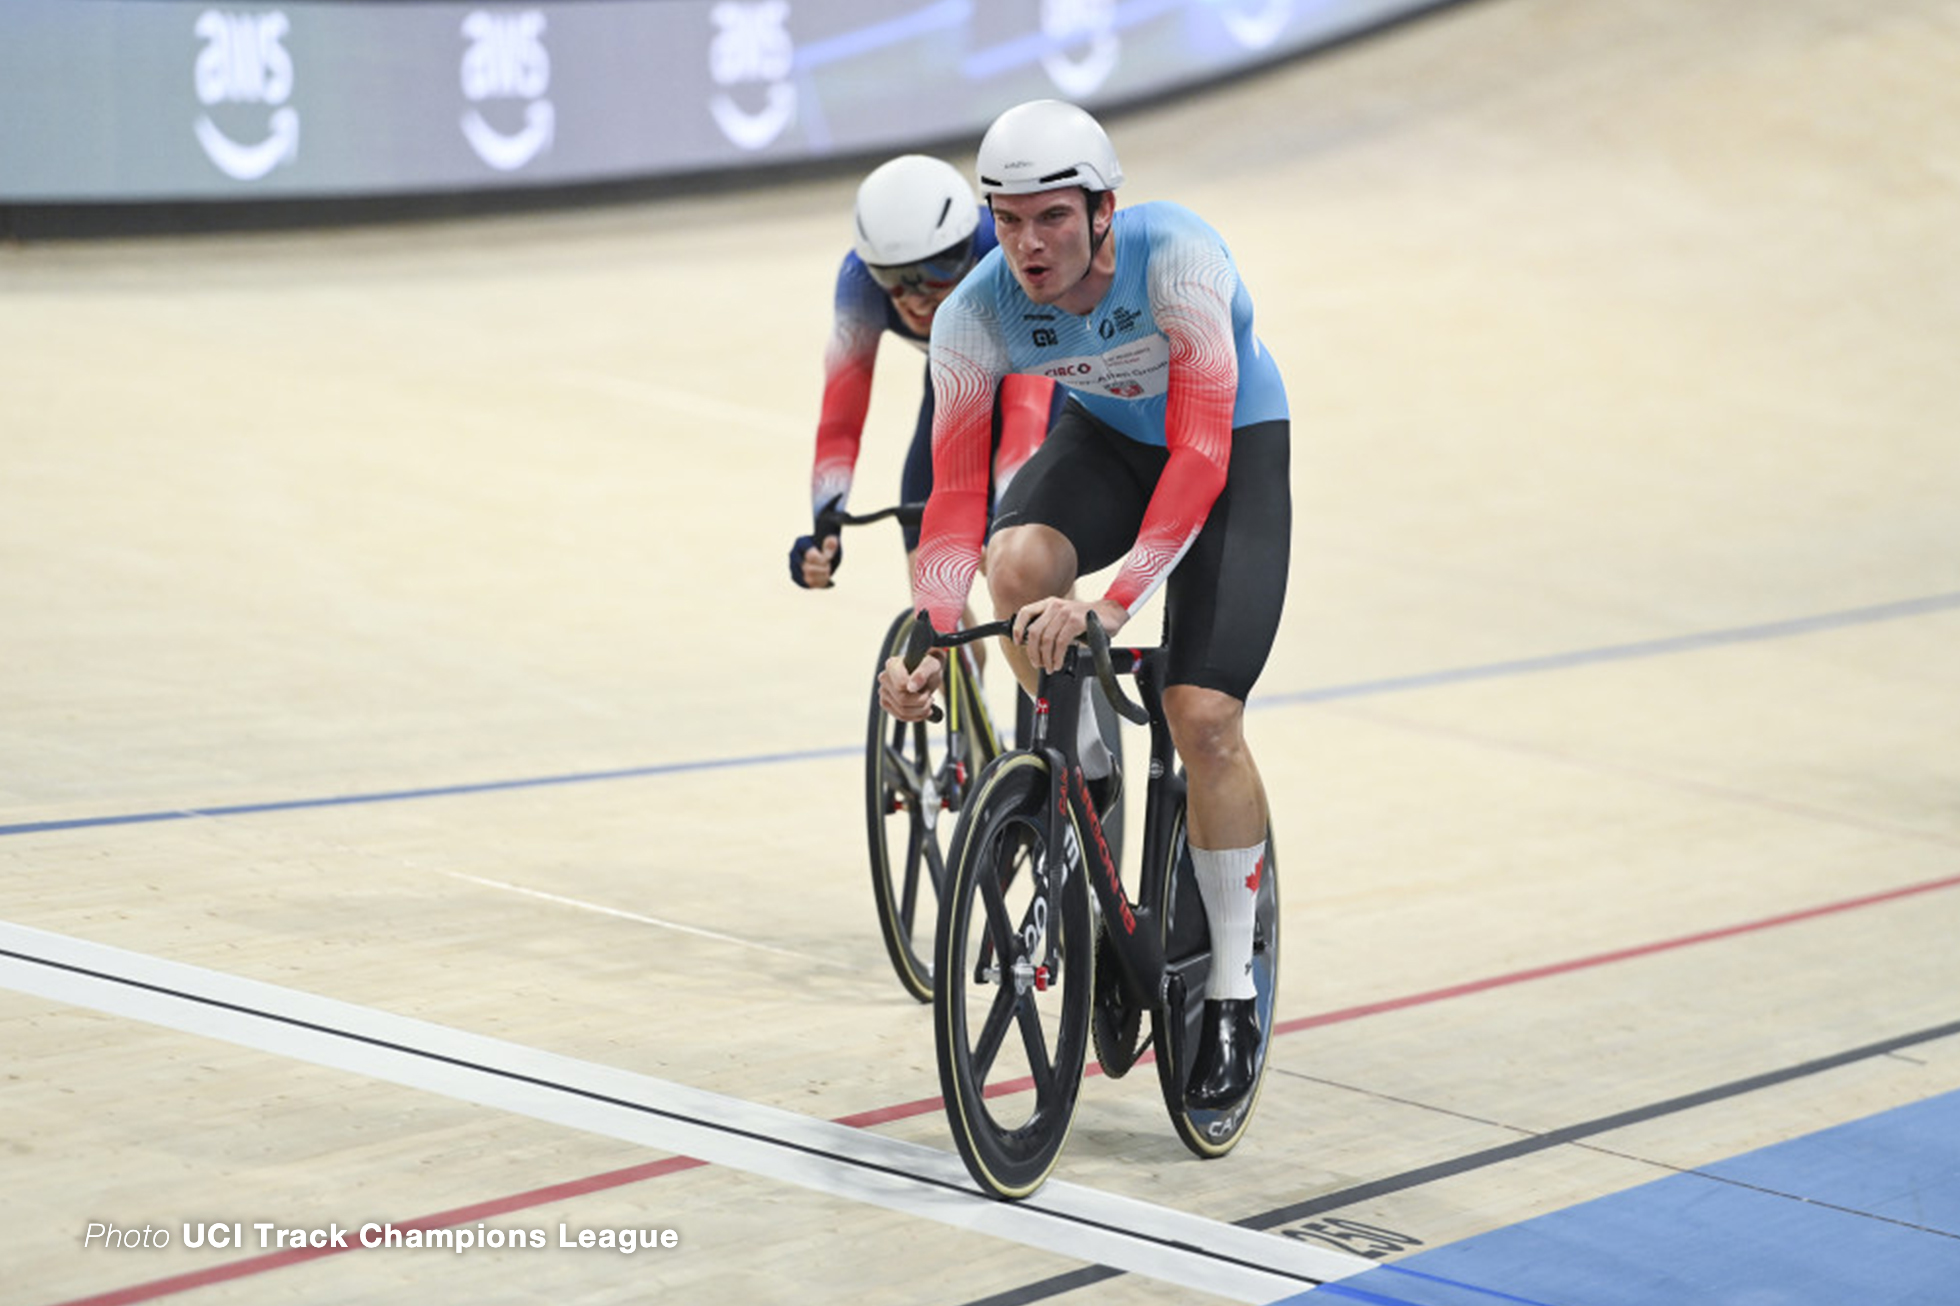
1085,189,1111,255
1078,189,1111,289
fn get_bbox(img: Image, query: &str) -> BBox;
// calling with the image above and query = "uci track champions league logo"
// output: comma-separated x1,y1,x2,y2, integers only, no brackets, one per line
193,10,298,181
709,2,796,151
461,11,555,171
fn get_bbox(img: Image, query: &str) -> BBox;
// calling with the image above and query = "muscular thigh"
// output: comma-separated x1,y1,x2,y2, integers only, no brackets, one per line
993,407,1291,700
1167,420,1291,701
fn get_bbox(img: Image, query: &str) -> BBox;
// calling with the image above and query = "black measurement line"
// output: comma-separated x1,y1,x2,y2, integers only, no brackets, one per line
957,1015,1960,1306
1,944,1321,1291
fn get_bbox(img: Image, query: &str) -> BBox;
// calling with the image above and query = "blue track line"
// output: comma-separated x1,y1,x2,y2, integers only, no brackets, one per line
5,592,1956,840
0,747,853,838
1260,591,1960,707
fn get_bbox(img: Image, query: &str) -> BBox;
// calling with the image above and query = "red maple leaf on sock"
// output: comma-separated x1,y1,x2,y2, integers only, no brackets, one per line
1244,855,1264,893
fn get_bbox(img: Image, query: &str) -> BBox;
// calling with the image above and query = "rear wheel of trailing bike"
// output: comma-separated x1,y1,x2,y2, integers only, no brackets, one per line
864,611,976,1001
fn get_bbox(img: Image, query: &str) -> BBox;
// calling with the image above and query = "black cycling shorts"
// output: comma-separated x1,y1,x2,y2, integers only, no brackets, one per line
990,401,1291,702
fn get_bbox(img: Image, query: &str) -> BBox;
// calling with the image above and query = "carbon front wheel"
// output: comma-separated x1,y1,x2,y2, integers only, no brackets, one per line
934,752,1093,1199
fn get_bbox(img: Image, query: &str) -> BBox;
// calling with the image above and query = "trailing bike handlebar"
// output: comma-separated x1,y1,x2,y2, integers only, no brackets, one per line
816,502,925,538
795,503,923,591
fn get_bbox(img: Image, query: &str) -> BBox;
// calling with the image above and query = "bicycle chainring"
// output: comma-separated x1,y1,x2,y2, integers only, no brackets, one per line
1090,923,1147,1078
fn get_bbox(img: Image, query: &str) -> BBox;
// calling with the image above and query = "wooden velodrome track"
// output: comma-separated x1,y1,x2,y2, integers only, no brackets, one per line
5,1,1958,1302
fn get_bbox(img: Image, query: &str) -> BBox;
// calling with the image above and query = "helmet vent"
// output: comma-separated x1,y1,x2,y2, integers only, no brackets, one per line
1038,166,1081,184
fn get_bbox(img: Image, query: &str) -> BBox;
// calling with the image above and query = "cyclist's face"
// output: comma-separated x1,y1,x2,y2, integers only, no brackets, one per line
990,188,1103,307
885,278,954,334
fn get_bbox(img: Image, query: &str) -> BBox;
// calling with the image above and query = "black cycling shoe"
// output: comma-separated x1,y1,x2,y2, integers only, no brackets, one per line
1184,997,1262,1111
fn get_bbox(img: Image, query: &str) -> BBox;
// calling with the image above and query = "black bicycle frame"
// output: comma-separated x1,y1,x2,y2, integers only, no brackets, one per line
1034,646,1189,1055
912,612,1192,1074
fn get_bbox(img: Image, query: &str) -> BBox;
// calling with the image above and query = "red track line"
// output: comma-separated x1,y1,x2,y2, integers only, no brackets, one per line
1273,870,1960,1036
50,869,1960,1306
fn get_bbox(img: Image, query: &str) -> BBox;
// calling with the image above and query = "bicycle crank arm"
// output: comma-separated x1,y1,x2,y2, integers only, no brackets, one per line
1156,968,1189,1090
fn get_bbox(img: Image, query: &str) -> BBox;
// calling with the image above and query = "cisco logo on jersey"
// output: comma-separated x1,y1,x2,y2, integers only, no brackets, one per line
461,11,554,172
1041,336,1171,402
709,1,796,150
193,10,298,181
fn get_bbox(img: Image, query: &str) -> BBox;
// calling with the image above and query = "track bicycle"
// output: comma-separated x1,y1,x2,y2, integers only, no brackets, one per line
905,610,1280,1199
819,503,1014,1003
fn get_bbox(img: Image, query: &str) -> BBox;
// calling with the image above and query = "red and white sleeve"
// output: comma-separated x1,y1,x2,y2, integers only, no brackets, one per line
1103,238,1239,615
911,299,1008,632
809,282,883,518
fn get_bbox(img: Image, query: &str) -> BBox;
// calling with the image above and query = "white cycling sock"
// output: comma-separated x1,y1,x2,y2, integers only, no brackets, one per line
1076,680,1114,781
1192,842,1265,1000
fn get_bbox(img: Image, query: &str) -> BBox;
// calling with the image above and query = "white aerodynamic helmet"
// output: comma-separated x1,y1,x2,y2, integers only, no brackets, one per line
975,99,1124,198
852,154,981,283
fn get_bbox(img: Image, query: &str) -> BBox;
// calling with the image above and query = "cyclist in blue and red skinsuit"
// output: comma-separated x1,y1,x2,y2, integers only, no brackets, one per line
791,155,1056,591
878,101,1292,1113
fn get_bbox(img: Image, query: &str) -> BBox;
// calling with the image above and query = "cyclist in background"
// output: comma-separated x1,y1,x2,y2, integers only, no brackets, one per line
879,101,1292,1113
790,154,1057,590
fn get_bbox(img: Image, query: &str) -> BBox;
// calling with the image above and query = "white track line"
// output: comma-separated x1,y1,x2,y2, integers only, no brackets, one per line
0,920,1371,1301
443,871,851,970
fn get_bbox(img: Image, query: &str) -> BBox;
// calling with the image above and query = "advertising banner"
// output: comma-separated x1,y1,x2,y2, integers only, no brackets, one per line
0,0,1446,203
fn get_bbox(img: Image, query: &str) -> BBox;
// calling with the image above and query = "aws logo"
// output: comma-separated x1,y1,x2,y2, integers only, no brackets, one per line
708,1,796,151
461,10,554,172
1218,0,1293,51
193,10,299,181
1040,0,1118,99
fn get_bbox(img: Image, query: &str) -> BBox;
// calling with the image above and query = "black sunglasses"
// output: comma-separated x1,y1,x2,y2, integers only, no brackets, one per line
865,233,977,295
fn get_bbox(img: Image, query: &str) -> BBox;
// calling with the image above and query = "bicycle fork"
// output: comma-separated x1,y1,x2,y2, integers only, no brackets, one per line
966,754,1091,999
